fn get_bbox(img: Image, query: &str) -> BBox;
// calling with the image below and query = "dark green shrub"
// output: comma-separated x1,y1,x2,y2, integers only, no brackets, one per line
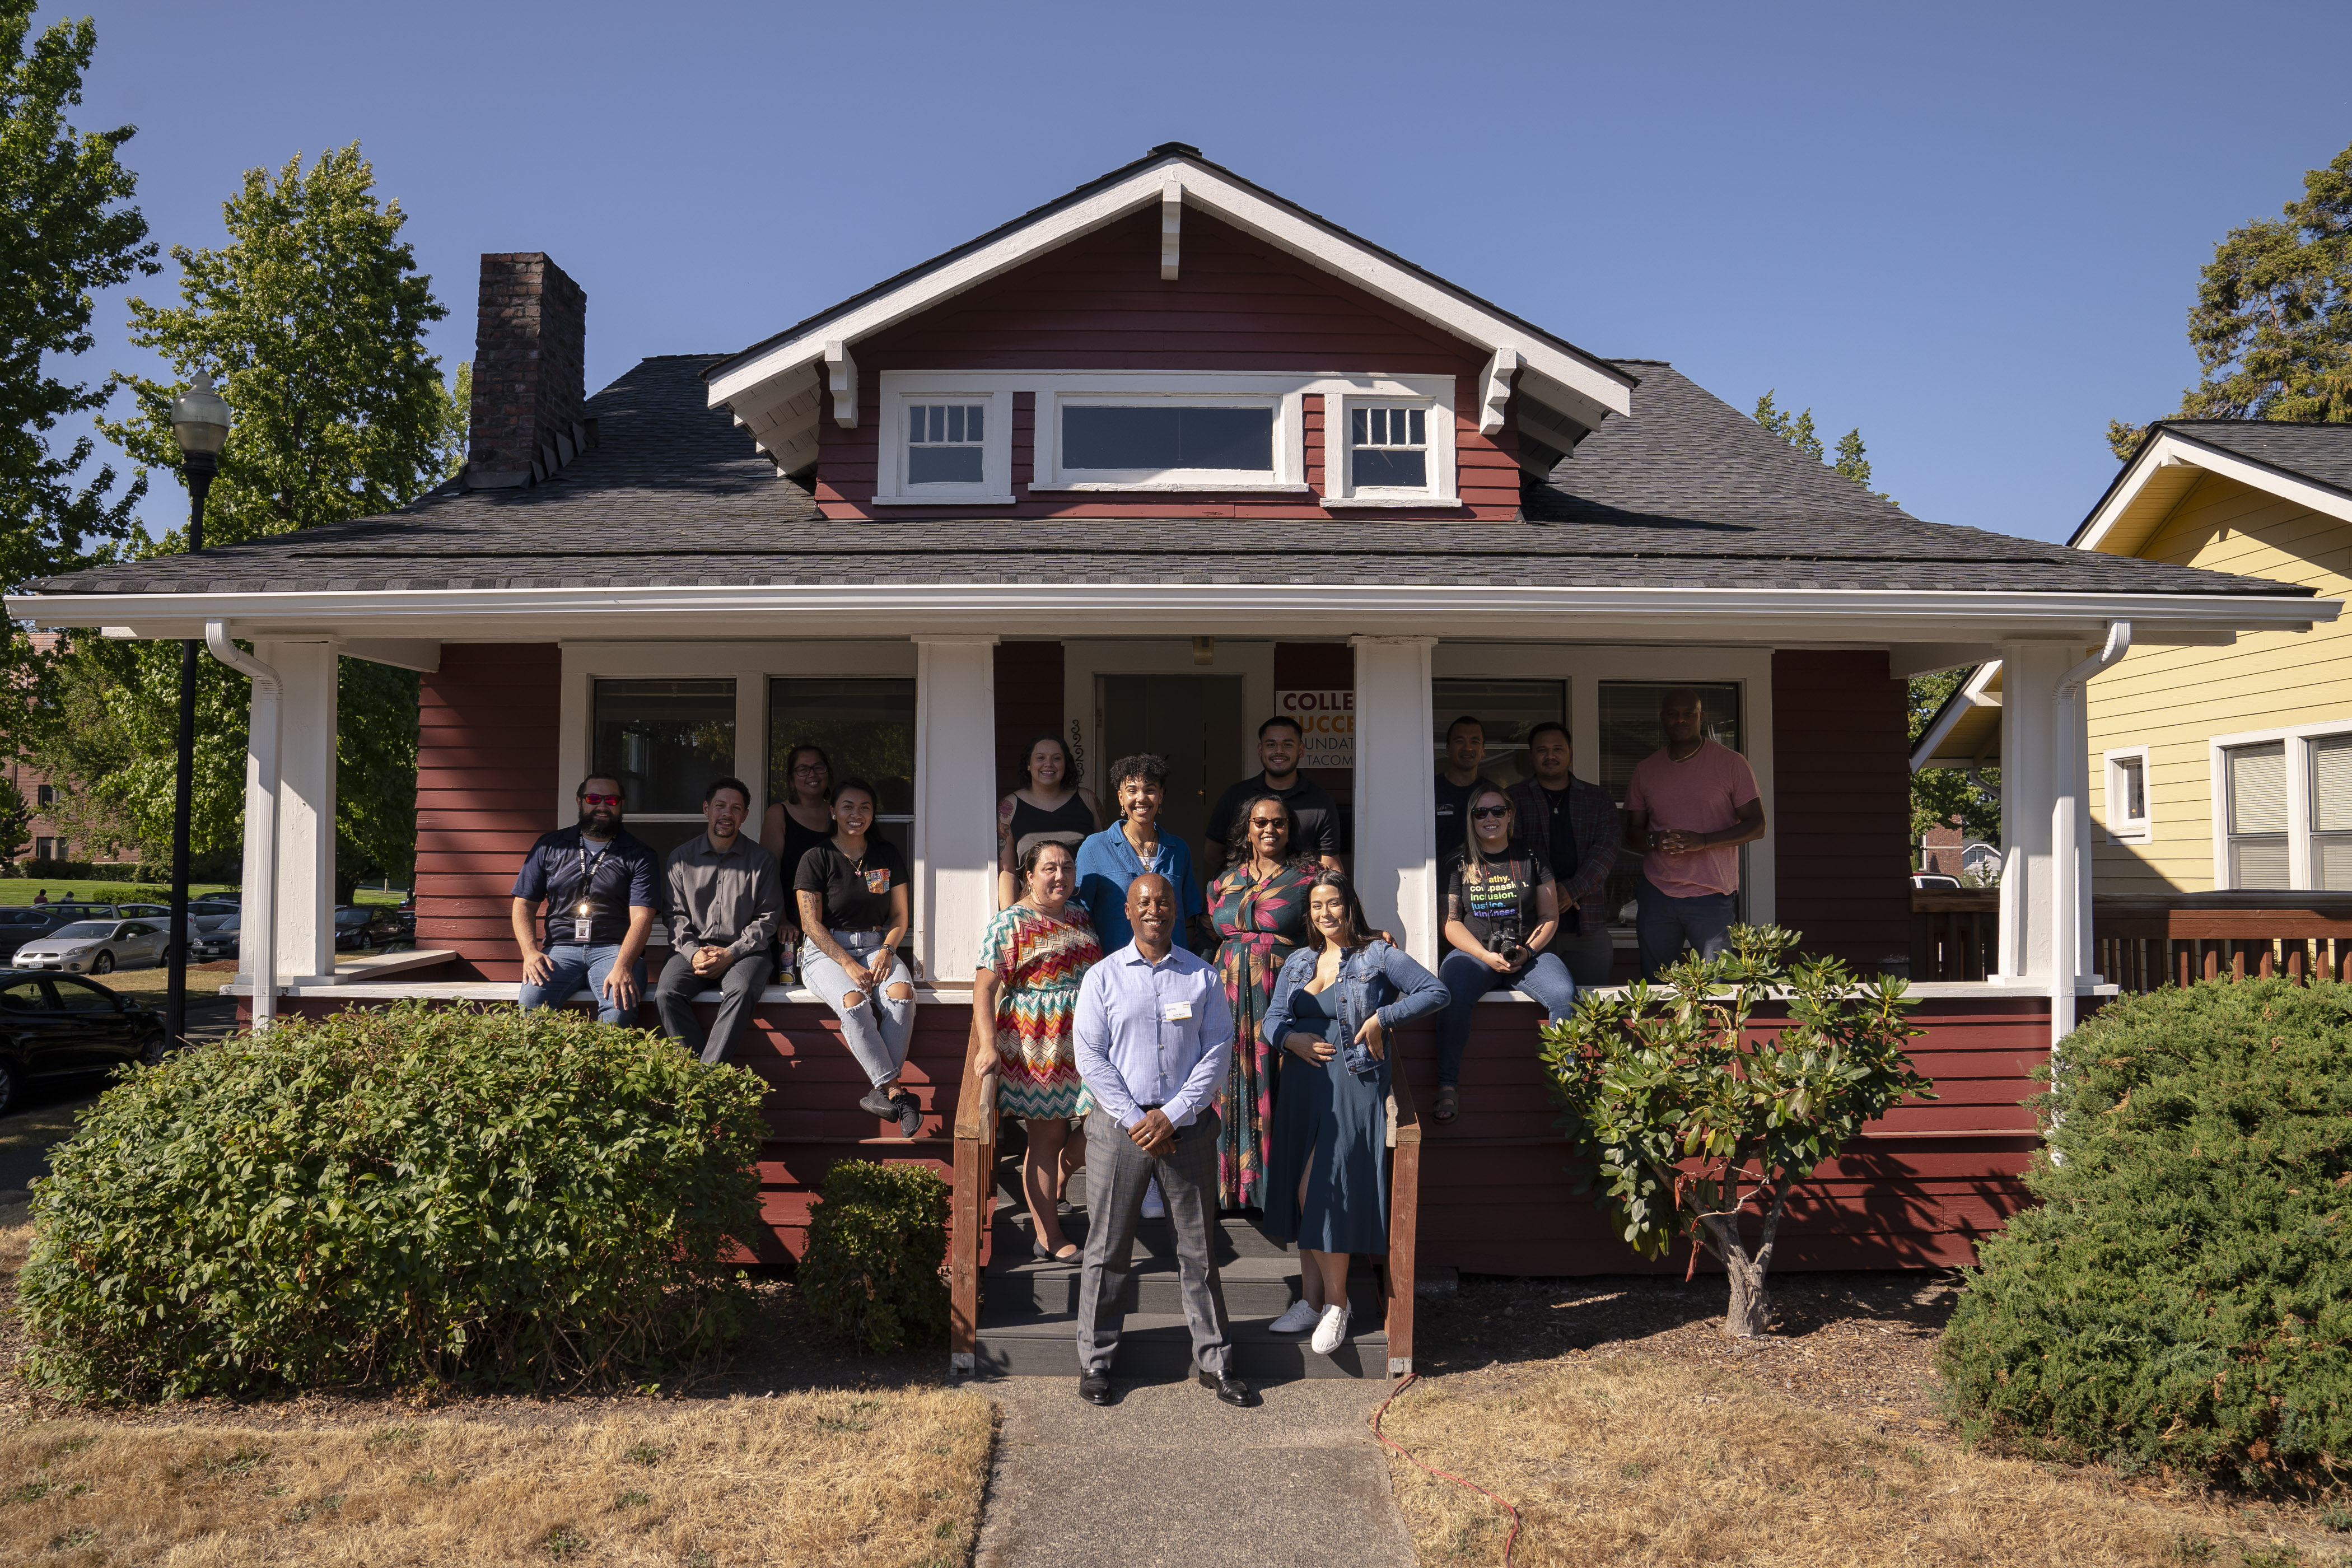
17,1001,767,1400
1937,978,2352,1487
798,1160,949,1354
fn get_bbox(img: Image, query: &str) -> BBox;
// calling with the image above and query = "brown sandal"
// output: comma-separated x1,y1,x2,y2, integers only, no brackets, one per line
1434,1085,1460,1125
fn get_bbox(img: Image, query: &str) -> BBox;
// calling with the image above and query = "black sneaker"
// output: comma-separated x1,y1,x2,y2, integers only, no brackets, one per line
858,1086,900,1120
891,1089,923,1138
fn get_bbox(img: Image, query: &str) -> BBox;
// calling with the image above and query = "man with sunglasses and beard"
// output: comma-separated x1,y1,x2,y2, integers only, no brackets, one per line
511,774,664,1023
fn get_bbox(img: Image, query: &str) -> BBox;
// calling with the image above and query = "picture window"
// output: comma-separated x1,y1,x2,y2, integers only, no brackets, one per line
1060,404,1275,475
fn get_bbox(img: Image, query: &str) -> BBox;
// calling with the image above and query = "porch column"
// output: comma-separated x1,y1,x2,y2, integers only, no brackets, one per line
263,639,339,983
1351,635,1438,969
912,634,999,986
1991,642,2096,1012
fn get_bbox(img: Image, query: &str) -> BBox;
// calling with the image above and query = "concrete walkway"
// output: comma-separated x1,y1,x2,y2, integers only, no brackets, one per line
972,1374,1418,1568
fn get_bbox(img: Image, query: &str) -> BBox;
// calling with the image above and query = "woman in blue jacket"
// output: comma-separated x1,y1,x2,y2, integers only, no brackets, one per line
1261,869,1449,1356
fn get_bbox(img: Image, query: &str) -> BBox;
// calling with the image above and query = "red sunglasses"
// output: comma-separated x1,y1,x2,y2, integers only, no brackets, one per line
579,792,622,808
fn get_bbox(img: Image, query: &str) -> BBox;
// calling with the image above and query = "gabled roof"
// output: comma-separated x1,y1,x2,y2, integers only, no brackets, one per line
22,356,2318,609
2073,419,2352,556
702,143,1637,469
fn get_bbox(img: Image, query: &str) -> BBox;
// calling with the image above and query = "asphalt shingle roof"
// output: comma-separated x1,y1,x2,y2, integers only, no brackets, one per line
27,356,2311,600
2147,419,2352,499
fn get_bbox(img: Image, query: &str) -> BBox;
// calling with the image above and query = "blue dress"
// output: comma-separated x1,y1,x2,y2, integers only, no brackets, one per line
1261,941,1450,1254
1073,824,1206,954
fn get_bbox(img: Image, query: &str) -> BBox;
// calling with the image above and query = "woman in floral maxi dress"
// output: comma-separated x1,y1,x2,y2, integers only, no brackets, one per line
968,839,1101,1260
1207,794,1317,1210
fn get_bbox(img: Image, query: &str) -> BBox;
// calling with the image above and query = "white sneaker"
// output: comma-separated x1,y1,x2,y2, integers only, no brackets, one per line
1310,1303,1351,1355
1270,1300,1320,1334
1140,1180,1165,1220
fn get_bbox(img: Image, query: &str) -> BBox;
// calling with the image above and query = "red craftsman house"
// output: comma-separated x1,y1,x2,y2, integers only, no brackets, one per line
13,145,2331,1378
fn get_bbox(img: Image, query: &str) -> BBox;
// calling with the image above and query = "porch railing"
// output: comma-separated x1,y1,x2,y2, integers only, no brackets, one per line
948,1053,997,1377
1910,889,1998,981
2095,892,2352,992
1385,1058,1422,1378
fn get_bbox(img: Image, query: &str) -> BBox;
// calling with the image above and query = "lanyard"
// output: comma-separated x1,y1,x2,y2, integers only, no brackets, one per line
566,838,614,941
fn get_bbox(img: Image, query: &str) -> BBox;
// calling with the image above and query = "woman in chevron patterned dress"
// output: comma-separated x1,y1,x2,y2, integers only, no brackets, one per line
1208,792,1318,1211
968,837,1102,1262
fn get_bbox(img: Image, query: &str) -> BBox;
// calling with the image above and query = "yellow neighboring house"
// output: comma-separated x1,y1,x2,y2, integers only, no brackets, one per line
1914,421,2352,894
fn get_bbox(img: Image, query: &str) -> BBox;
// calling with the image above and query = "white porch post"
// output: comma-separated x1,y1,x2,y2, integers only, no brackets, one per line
261,639,339,984
1351,635,1438,969
912,634,999,986
1992,640,2100,1043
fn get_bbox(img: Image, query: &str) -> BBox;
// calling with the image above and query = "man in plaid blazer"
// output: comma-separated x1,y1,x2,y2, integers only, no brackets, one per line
1505,722,1624,986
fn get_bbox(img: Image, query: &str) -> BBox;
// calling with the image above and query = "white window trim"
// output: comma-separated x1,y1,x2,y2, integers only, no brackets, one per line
2206,718,2352,889
2103,745,2152,844
872,385,1012,506
1321,387,1458,507
869,369,1457,505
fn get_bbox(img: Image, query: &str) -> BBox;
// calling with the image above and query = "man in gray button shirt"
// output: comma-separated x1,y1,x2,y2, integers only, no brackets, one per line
1071,872,1249,1407
656,777,784,1065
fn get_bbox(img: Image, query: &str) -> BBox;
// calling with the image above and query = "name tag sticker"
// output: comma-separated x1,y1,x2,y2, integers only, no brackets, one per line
864,869,892,895
1164,1001,1193,1021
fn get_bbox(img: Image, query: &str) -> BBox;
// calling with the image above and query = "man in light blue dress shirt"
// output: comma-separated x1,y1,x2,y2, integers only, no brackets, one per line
1071,872,1250,1407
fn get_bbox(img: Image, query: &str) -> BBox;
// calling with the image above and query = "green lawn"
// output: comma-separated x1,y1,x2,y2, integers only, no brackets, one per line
0,883,407,907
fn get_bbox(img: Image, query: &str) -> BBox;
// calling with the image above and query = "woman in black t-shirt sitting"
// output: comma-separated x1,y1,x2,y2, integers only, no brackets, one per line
1432,784,1579,1126
793,778,922,1138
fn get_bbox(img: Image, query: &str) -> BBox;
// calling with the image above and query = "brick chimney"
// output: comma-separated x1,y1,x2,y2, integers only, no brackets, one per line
465,253,588,488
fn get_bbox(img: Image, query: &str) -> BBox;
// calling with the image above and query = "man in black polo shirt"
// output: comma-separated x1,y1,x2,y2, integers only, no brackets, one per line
1203,716,1345,876
511,773,663,1023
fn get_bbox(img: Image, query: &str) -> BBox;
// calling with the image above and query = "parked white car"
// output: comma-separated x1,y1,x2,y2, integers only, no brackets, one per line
12,920,169,975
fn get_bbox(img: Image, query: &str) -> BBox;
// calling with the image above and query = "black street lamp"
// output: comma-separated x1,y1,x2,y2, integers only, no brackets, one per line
166,372,228,1052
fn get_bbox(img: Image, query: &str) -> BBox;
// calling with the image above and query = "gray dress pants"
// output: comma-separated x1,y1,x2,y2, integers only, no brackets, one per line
654,949,775,1066
1076,1107,1233,1379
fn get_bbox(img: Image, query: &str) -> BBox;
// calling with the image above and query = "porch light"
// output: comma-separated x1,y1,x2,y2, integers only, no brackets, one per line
170,371,231,459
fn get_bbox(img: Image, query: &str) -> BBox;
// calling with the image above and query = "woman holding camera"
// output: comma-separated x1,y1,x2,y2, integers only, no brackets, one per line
1262,870,1448,1355
1432,784,1577,1126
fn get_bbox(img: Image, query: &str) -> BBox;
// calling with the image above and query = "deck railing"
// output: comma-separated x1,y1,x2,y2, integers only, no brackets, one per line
2094,892,2352,992
1910,889,1999,981
947,1053,997,1377
1385,1058,1422,1378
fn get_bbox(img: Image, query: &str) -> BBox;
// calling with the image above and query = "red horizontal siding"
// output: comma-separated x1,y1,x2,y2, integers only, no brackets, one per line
264,990,2042,1273
816,207,1515,522
413,643,562,980
1771,650,1911,968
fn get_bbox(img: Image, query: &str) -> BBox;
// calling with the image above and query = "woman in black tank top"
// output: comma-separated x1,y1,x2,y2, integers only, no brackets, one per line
997,734,1103,909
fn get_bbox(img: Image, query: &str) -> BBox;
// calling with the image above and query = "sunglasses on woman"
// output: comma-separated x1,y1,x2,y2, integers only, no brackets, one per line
1471,805,1510,820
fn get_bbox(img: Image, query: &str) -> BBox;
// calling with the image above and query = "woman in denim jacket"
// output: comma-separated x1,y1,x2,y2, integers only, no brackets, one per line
1261,870,1449,1355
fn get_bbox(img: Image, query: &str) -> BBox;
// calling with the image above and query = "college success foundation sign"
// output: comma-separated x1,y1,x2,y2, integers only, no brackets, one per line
1276,690,1355,769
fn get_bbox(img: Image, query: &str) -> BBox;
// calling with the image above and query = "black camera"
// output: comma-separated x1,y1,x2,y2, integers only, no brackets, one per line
1490,926,1525,966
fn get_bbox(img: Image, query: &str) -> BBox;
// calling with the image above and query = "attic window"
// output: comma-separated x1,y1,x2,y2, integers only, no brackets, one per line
1322,390,1448,506
908,403,985,484
1062,405,1273,472
1351,405,1427,488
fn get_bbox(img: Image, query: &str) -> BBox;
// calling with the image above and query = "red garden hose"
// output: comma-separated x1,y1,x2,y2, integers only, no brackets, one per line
1370,1372,1522,1567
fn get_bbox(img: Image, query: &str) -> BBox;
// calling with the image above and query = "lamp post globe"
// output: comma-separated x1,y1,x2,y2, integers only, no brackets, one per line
166,370,229,1056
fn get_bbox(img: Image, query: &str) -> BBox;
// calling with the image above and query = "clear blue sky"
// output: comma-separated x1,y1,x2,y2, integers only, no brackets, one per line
42,0,2352,544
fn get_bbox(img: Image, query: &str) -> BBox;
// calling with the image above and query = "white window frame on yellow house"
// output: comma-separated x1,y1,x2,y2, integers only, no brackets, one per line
2103,745,2152,845
2207,718,2352,890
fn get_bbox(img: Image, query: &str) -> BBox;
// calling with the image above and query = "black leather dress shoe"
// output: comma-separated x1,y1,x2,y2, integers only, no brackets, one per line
1197,1368,1254,1407
1078,1371,1114,1406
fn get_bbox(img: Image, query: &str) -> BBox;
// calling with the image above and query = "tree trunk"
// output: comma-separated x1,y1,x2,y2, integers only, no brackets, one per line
1702,1214,1771,1337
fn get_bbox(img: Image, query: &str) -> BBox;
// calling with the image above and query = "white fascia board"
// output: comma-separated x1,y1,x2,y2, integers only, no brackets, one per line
2076,430,2352,554
15,586,2331,648
704,158,1635,421
1907,659,2004,774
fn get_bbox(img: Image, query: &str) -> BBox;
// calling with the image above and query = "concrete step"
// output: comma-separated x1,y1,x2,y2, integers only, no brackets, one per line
975,1305,1391,1381
990,1205,1298,1271
984,1246,1383,1318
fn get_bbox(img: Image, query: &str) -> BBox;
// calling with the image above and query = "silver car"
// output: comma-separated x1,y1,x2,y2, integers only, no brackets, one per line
13,920,169,976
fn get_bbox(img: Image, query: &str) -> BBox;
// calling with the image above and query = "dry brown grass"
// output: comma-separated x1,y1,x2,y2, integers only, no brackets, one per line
1378,1357,2346,1567
0,1202,30,1279
0,1389,991,1566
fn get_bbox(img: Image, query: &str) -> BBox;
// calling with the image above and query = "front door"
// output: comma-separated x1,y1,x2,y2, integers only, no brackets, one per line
1098,674,1245,872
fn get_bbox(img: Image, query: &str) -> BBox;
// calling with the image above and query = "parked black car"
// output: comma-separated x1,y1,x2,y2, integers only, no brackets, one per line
332,904,407,951
189,912,240,962
0,969,165,1114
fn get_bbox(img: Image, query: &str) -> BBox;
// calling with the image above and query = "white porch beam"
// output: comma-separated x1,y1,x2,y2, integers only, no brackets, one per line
265,639,339,985
1351,635,1439,969
340,638,441,673
911,633,998,985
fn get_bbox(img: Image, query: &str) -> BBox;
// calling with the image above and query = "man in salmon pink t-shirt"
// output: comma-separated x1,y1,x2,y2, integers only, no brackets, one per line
1623,688,1767,979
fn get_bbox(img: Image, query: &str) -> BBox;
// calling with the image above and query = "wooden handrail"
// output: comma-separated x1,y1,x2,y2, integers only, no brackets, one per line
2091,892,2352,992
948,1053,997,1376
1385,1052,1421,1378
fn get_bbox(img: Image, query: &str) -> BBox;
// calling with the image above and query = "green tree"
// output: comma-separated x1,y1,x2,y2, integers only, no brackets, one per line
1754,390,1892,502
53,143,444,893
0,2,156,697
2109,138,2352,460
0,774,29,864
1907,666,2000,868
433,360,471,482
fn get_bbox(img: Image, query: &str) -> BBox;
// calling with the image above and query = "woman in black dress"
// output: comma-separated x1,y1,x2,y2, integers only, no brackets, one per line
762,743,837,894
1261,870,1449,1356
996,733,1103,909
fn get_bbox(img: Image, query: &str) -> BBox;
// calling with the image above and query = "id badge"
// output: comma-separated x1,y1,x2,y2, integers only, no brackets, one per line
1164,1000,1193,1022
572,902,593,943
